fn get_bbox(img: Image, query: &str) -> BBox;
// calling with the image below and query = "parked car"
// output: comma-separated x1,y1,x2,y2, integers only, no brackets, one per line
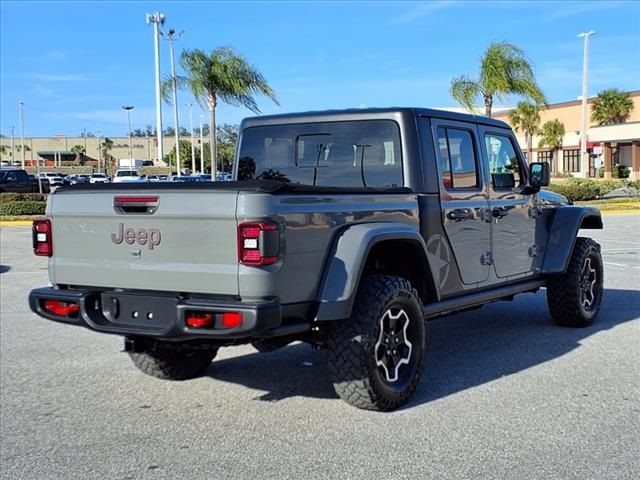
28,107,604,412
0,168,41,193
215,172,233,182
170,175,199,182
89,173,110,184
38,172,64,187
112,169,141,183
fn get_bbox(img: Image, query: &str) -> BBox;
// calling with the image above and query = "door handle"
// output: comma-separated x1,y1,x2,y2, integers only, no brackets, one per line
447,208,471,221
492,207,508,219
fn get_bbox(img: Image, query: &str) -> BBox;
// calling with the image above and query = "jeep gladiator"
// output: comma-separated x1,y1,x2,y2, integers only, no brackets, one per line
29,108,604,411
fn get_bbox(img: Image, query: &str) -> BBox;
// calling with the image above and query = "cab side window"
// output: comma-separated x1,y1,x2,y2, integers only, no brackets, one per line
436,127,479,190
484,134,522,189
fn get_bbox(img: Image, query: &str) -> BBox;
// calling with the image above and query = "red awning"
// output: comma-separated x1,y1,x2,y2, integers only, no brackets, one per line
578,138,600,149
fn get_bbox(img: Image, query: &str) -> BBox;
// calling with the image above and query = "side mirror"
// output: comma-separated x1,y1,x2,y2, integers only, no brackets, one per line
529,162,550,188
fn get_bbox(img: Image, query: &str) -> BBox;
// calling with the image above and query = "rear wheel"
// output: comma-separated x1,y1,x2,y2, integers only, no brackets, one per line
547,237,603,328
327,275,426,411
128,340,218,380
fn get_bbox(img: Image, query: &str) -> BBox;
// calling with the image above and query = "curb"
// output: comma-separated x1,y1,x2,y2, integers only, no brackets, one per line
0,221,34,227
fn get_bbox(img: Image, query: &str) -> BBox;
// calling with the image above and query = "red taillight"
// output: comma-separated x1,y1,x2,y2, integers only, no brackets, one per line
43,300,79,317
222,312,242,329
238,221,279,266
185,312,214,328
33,219,52,257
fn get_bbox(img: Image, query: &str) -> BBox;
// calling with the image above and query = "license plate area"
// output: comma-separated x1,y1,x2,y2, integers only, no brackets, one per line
100,293,177,328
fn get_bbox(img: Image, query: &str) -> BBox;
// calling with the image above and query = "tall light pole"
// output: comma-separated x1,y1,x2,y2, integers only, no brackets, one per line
578,30,596,178
10,126,15,164
122,105,134,166
19,101,25,170
199,114,204,174
146,12,165,168
187,103,196,173
165,28,183,176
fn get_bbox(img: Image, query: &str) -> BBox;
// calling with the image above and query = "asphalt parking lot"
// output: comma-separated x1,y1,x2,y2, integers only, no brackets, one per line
1,215,639,480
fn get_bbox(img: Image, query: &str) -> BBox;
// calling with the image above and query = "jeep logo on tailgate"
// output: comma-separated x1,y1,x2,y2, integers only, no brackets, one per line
111,223,161,250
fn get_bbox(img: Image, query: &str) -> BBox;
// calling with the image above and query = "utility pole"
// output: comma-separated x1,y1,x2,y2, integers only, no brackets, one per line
122,105,134,166
146,12,165,168
199,114,204,174
96,130,102,174
188,103,196,173
165,28,184,176
578,30,596,178
19,101,25,170
83,127,87,153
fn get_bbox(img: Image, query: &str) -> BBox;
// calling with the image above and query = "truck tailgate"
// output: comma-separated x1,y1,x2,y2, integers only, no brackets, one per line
48,190,239,296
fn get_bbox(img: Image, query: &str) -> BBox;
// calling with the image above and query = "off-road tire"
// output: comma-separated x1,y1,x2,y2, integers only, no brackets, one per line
327,275,426,411
547,237,603,328
129,342,218,380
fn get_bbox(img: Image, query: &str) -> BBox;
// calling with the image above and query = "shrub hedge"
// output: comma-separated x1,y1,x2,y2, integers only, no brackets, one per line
0,201,46,216
546,178,639,202
0,193,47,203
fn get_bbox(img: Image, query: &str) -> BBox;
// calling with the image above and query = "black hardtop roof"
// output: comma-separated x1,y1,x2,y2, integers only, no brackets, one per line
240,107,510,130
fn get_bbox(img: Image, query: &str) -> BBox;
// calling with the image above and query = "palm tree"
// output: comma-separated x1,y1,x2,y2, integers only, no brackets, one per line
71,144,86,165
591,89,634,125
165,47,278,175
509,102,540,161
538,119,565,173
450,42,546,118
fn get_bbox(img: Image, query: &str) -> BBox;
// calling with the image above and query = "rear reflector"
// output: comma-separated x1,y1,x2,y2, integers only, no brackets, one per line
33,219,52,257
185,312,214,328
43,300,79,318
222,312,242,329
184,311,243,329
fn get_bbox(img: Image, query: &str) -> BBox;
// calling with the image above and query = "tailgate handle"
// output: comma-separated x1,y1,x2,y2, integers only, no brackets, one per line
114,196,159,215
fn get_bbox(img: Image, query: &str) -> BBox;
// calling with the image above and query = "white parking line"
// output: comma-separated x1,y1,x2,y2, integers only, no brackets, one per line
604,262,640,268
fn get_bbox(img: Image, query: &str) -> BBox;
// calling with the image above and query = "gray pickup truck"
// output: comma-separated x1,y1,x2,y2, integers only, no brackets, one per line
29,108,604,411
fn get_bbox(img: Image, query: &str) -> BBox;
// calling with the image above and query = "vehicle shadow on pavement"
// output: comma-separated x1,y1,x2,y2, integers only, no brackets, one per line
205,343,336,401
0,265,11,274
410,287,640,409
205,288,639,407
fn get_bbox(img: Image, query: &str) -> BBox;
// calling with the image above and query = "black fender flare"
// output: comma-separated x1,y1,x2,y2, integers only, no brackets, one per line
541,206,602,275
314,222,435,321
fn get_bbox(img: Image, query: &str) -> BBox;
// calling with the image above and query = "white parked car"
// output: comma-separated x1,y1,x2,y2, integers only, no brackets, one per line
38,172,64,186
89,173,110,184
113,169,141,183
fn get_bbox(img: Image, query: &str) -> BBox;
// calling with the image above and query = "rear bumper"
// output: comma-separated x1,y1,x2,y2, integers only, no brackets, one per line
29,287,282,340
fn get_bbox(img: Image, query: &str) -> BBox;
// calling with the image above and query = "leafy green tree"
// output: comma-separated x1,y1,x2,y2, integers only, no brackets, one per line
165,124,239,173
590,89,634,125
164,47,278,175
509,102,540,160
538,119,565,170
217,124,238,172
450,42,546,118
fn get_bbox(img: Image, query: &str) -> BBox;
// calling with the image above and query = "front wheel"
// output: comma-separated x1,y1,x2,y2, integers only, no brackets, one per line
327,275,426,411
547,237,603,327
128,340,218,380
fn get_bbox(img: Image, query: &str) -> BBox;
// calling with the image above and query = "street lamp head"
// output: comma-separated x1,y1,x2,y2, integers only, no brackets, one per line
122,105,134,111
146,12,165,25
577,30,596,38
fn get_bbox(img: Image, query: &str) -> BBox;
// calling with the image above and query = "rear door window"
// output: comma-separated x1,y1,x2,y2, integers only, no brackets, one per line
238,120,402,188
436,127,480,190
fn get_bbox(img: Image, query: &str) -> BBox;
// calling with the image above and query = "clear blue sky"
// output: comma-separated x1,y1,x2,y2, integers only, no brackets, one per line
1,0,639,137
